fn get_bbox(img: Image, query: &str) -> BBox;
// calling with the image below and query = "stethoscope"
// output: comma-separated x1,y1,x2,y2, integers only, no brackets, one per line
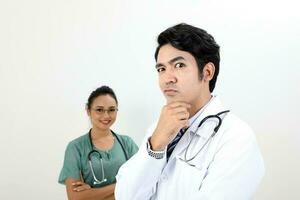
87,129,128,185
180,110,230,166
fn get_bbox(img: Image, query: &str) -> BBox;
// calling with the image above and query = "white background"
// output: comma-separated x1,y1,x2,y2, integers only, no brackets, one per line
0,0,299,199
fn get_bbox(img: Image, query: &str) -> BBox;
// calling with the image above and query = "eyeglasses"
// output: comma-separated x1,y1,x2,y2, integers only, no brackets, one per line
92,108,118,115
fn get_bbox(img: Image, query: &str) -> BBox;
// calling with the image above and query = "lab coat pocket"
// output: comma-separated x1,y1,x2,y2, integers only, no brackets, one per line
174,157,207,198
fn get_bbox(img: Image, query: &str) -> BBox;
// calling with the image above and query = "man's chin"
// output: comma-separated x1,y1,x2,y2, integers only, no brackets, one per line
165,95,182,104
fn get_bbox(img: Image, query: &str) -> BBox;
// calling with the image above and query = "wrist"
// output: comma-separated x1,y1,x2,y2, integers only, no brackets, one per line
149,135,166,151
147,138,165,159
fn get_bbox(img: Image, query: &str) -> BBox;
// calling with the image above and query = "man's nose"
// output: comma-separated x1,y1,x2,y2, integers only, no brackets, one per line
163,68,177,84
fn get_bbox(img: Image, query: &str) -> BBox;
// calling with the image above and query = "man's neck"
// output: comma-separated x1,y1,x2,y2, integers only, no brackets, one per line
189,93,212,119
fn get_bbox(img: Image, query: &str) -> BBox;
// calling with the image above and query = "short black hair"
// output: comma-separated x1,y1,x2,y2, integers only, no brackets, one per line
86,86,118,110
154,23,220,92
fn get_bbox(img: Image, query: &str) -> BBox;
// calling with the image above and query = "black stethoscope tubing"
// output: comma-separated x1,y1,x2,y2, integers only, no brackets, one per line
182,110,230,163
86,129,129,185
88,129,129,161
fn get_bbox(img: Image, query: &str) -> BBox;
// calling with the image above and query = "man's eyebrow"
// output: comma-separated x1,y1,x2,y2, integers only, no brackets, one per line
155,56,186,69
169,56,185,64
155,63,161,69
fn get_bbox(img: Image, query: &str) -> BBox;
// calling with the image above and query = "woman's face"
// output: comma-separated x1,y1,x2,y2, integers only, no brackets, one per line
87,94,118,131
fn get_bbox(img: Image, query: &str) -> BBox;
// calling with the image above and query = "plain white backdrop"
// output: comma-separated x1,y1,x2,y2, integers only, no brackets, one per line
0,0,299,199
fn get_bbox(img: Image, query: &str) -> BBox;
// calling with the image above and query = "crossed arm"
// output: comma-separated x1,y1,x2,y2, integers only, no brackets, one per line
65,178,115,200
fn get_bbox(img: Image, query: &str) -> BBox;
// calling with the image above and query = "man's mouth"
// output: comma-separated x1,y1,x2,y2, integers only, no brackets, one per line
164,89,178,96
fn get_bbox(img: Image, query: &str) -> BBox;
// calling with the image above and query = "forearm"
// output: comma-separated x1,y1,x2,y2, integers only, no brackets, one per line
103,193,115,200
115,142,166,200
67,183,115,200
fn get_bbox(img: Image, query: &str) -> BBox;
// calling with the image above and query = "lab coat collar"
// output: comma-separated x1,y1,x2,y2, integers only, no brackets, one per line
188,95,226,139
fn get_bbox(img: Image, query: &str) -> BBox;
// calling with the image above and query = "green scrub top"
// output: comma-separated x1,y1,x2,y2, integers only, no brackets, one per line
58,131,138,188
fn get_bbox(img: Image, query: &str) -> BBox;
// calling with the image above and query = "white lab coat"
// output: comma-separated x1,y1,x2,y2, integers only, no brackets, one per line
115,97,265,200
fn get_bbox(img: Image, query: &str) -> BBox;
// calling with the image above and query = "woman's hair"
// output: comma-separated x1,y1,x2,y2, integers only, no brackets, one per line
86,86,118,110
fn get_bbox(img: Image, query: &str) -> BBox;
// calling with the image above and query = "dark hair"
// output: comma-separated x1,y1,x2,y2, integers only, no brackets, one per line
86,86,118,110
154,23,220,92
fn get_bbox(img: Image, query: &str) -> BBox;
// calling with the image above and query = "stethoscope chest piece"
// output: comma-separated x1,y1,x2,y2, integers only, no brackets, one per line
88,150,107,185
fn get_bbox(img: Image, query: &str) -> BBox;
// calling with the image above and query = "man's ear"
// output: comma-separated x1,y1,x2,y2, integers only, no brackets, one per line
203,62,215,82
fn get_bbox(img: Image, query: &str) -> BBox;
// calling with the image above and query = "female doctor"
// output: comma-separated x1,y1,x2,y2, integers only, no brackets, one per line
58,86,138,200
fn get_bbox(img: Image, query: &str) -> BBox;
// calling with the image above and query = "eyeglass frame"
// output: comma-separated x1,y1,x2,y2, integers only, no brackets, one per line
91,107,118,115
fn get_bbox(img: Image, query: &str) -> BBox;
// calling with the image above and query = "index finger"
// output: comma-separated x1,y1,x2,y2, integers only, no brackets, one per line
167,101,191,109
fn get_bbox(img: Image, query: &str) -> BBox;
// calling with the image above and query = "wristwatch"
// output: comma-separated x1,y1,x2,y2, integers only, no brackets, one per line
146,138,165,159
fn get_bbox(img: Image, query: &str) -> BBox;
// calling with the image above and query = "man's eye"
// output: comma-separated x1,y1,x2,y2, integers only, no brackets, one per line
96,109,104,113
157,68,165,73
175,63,185,68
109,109,116,112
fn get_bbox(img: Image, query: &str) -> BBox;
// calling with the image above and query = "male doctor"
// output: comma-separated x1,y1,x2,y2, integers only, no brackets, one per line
115,23,265,200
